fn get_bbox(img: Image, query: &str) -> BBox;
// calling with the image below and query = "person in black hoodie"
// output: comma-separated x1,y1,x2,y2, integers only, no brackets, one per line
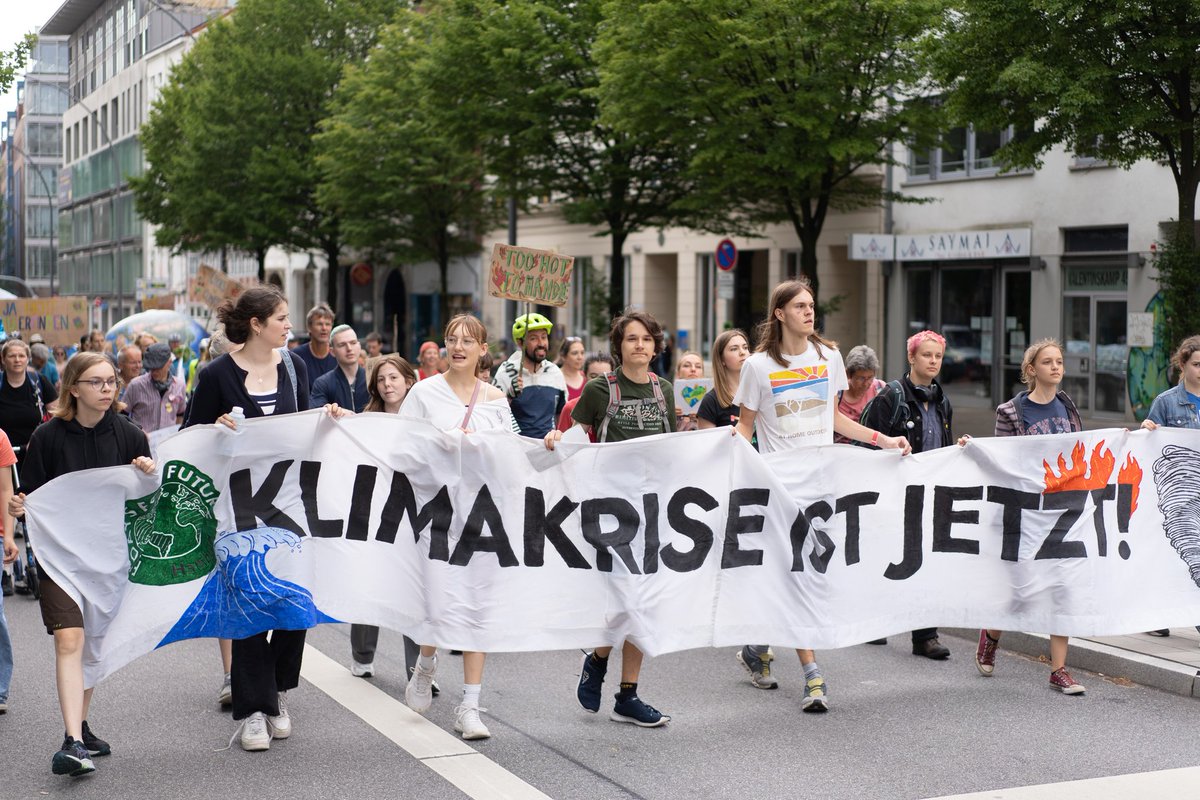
861,330,966,659
10,351,153,777
183,286,311,753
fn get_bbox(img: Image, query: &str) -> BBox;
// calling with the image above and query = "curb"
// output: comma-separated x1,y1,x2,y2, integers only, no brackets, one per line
943,628,1200,699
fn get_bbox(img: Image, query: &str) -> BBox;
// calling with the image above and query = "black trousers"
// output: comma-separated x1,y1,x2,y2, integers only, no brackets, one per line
231,629,306,720
912,627,938,643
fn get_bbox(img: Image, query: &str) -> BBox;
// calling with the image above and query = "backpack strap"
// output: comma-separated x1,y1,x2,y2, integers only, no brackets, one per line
597,372,621,443
648,372,669,432
279,348,299,411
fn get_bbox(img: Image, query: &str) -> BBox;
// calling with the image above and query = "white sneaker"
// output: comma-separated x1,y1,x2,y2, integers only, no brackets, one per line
218,673,232,706
267,691,291,739
405,657,437,714
453,704,491,740
239,712,270,751
351,660,375,678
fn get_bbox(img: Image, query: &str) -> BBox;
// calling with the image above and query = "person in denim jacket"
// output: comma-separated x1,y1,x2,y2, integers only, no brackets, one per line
1140,334,1200,641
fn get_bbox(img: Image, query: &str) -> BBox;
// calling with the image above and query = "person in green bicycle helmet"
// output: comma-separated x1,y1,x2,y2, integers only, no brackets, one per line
494,313,566,438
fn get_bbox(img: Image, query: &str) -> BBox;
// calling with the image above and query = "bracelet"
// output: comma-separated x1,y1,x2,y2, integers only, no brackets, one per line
871,431,879,446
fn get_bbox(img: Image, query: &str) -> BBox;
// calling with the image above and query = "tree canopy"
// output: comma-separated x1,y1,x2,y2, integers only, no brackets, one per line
598,0,945,299
934,0,1200,350
315,8,503,327
132,0,400,300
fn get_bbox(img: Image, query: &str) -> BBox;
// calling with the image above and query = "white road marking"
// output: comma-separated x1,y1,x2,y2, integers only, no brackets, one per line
922,766,1200,799
301,644,553,800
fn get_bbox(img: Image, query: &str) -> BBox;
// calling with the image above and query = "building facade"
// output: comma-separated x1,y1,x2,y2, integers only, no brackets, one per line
0,36,69,295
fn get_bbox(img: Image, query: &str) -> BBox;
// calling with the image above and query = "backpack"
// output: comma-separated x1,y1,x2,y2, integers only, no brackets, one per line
597,371,669,442
858,379,909,444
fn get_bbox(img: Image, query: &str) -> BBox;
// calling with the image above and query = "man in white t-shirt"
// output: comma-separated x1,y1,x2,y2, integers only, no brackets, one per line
733,279,910,712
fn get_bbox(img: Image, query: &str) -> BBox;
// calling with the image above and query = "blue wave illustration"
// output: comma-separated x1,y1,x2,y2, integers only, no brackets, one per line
157,527,339,647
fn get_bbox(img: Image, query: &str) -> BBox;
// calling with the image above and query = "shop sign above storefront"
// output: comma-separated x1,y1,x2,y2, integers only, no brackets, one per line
849,228,1032,261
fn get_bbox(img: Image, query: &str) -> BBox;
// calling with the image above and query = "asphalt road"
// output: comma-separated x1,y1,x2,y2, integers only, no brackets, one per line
1,591,1198,800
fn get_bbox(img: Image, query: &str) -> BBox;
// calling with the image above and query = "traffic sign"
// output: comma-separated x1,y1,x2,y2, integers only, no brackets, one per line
715,238,738,271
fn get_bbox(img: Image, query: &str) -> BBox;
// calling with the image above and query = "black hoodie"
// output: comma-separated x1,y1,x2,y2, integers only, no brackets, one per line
21,410,150,495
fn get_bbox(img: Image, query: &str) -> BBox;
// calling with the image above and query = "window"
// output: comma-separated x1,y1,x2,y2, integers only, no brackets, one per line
24,82,68,115
1063,226,1128,253
27,123,62,157
27,246,55,279
26,206,57,239
909,124,1029,181
26,166,58,198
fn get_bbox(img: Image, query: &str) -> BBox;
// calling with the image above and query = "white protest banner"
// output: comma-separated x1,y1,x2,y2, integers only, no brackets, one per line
24,414,1200,688
673,379,713,415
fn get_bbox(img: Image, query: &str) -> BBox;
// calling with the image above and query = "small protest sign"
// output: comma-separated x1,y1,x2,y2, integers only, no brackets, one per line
674,378,713,415
488,244,574,307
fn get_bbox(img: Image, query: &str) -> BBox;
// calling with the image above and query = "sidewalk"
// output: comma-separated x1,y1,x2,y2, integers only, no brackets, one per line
947,627,1200,699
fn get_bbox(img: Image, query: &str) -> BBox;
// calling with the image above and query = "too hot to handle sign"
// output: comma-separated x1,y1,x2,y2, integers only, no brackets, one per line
488,244,575,307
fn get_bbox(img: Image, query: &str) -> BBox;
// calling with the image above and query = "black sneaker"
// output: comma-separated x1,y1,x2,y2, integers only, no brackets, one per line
576,652,607,713
1,571,11,597
52,737,95,777
81,721,111,757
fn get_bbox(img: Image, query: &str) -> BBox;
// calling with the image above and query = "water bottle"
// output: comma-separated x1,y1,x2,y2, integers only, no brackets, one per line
229,405,246,433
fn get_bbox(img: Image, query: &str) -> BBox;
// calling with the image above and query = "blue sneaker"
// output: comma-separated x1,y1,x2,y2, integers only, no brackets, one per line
577,652,607,712
610,694,670,727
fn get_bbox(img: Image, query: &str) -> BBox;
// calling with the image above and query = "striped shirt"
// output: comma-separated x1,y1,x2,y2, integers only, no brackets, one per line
248,389,279,416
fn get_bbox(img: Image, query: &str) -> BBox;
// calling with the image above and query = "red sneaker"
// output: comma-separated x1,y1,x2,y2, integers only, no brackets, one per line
1049,667,1085,695
975,630,998,676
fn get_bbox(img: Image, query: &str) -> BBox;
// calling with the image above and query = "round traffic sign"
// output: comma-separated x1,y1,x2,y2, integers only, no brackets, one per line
716,238,738,271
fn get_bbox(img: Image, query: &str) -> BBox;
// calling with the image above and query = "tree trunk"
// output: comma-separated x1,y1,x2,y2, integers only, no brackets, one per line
325,256,339,317
437,231,451,330
608,231,628,321
322,240,341,319
256,246,267,284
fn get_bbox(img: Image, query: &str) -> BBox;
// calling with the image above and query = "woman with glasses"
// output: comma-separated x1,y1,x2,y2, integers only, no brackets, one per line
0,339,58,461
834,345,886,444
399,314,516,741
557,336,587,401
10,352,154,777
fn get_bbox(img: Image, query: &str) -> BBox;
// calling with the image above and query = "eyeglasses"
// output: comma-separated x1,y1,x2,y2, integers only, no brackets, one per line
78,377,119,390
445,337,478,348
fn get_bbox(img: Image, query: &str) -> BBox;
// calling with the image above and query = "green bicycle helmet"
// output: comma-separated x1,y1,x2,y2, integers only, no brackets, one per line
512,312,554,342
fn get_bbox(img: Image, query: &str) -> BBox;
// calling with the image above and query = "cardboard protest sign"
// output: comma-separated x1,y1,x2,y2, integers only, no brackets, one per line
188,264,245,309
674,378,713,415
0,296,89,347
488,244,574,306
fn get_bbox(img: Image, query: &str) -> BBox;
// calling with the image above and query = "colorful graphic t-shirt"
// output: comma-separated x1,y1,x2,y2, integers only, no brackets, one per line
572,371,677,442
734,344,848,453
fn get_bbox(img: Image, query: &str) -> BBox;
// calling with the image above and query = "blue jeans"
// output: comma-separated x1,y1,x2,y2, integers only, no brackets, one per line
0,589,12,703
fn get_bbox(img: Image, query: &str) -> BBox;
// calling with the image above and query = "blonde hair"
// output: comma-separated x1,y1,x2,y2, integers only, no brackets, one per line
756,279,836,367
674,350,704,379
365,354,418,413
1021,338,1064,389
711,329,749,407
56,352,125,420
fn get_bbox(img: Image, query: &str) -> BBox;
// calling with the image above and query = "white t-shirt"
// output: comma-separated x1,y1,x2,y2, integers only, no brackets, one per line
400,373,517,433
734,343,848,453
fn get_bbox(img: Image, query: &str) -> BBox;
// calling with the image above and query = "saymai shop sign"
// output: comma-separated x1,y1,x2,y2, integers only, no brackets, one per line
849,229,1032,261
488,244,574,306
0,296,89,347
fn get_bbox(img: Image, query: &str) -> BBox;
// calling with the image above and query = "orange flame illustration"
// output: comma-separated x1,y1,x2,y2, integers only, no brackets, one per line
1043,441,1115,493
1118,453,1143,513
491,262,507,291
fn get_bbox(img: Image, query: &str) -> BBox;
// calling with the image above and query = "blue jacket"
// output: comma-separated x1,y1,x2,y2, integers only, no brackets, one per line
1147,383,1200,429
310,366,369,413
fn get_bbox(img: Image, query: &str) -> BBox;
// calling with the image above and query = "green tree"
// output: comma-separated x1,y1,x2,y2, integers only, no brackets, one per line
315,9,502,327
424,0,700,319
597,0,945,300
132,0,399,306
933,0,1200,349
0,34,33,95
